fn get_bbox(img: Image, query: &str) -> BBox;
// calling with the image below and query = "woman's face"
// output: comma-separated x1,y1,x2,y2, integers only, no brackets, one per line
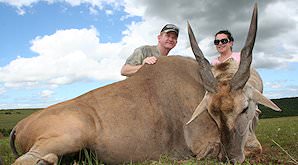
215,33,233,54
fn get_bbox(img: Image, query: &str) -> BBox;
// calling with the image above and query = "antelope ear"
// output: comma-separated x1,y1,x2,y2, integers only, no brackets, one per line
252,89,281,111
186,96,207,125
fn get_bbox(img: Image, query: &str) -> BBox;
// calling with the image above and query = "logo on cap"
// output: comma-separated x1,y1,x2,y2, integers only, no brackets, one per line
161,24,179,36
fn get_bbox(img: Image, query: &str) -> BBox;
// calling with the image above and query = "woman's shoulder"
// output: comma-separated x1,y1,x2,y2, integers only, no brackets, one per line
231,52,241,63
211,57,220,65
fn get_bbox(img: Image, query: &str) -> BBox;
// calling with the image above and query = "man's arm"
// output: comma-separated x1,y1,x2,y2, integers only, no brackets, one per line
121,56,158,76
121,64,143,76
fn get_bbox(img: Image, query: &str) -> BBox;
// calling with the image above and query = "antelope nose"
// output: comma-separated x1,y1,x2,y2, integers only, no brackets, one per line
229,155,245,164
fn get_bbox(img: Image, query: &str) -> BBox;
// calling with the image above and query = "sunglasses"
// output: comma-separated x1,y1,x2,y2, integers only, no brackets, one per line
214,38,230,45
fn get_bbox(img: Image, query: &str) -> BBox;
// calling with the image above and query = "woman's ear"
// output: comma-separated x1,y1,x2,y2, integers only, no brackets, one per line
230,41,234,46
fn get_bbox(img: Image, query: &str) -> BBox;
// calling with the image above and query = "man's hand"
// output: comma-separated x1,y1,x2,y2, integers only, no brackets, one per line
121,56,158,76
142,56,158,65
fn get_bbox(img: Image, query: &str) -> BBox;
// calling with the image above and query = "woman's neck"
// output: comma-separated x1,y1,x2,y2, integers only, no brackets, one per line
218,50,233,62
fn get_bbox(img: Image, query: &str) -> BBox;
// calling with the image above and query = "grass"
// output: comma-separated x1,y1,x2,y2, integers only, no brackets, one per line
272,139,298,164
0,138,15,164
254,116,298,164
1,115,297,164
0,109,40,129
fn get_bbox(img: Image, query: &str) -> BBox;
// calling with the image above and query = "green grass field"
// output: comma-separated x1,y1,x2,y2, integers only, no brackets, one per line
0,109,40,129
0,108,297,164
255,116,298,164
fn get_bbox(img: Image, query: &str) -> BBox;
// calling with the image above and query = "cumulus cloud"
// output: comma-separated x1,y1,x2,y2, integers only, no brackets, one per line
264,82,298,99
0,0,124,15
0,27,125,88
122,0,145,17
40,89,54,98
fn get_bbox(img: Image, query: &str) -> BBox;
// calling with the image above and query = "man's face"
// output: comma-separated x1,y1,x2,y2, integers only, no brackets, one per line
215,33,233,54
158,32,178,49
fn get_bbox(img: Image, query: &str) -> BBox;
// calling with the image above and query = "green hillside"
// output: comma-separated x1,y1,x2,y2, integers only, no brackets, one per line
259,97,298,118
0,97,297,136
0,108,41,136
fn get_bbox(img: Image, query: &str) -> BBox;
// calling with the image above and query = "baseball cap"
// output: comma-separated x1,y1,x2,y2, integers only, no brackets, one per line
161,24,179,36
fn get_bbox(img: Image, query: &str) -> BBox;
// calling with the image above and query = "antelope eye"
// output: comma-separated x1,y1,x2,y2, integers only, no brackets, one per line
241,107,249,114
211,107,220,116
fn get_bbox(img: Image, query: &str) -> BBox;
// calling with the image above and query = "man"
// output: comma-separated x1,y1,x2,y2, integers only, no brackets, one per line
121,24,179,76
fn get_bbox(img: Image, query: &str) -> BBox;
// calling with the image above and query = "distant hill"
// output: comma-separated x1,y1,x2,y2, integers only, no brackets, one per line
0,97,297,137
259,97,298,119
1,97,297,120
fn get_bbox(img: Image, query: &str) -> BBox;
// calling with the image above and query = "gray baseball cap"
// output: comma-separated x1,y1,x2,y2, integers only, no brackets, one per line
161,24,179,36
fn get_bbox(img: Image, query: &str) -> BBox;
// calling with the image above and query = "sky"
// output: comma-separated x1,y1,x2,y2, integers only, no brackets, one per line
0,0,297,109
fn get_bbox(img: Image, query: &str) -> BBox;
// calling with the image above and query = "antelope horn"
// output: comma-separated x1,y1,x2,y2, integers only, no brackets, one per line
230,3,258,91
188,21,217,93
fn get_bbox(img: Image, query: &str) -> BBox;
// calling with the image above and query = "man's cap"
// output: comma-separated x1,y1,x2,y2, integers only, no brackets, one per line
161,24,179,36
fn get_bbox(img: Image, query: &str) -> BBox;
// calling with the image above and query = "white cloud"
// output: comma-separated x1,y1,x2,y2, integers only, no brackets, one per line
89,7,99,15
0,27,125,89
0,0,38,15
265,81,284,89
0,87,5,95
0,0,39,7
0,0,123,15
40,89,54,98
105,9,113,15
0,7,175,93
123,0,145,17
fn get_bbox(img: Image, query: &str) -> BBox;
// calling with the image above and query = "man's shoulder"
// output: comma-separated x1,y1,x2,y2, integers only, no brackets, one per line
132,45,157,56
137,45,158,51
125,45,158,65
136,45,160,56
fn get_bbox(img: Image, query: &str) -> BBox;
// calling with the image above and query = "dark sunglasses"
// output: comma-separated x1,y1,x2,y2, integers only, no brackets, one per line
214,38,230,45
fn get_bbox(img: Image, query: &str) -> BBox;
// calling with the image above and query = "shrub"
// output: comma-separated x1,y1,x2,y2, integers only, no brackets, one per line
0,129,12,137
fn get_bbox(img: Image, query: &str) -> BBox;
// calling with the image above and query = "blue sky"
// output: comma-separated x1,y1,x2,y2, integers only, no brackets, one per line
0,0,297,109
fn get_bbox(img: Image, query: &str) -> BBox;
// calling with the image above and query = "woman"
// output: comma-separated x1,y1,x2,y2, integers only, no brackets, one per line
211,30,240,65
211,30,263,155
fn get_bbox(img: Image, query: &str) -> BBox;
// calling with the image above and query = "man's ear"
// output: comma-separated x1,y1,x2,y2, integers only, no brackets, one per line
157,33,162,41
